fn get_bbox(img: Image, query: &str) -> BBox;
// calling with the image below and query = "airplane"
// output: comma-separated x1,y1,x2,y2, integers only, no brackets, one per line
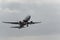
2,15,41,29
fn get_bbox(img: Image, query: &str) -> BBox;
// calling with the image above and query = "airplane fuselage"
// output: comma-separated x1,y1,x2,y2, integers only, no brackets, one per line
23,15,31,22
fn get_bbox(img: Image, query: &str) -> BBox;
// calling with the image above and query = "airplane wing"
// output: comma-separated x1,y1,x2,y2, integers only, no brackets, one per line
10,25,24,29
10,26,20,28
2,22,19,24
33,22,41,24
28,21,41,24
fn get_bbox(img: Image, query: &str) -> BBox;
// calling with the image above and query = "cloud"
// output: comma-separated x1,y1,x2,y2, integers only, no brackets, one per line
0,8,20,13
0,2,60,37
0,0,60,4
0,34,59,40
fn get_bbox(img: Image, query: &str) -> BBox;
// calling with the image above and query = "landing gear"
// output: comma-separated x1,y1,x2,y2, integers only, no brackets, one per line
27,24,28,27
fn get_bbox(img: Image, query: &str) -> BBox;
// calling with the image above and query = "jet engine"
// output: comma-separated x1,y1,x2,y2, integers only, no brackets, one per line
19,21,22,24
30,21,33,23
30,21,34,24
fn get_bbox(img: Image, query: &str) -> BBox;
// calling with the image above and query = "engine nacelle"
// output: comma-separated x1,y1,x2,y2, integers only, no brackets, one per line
19,21,22,24
30,21,34,24
30,21,33,23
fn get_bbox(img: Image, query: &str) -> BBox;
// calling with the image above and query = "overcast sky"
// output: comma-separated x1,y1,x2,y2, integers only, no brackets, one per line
0,0,60,40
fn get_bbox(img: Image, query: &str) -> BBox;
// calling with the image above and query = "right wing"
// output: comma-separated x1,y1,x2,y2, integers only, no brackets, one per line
10,25,24,29
28,21,41,24
2,22,19,24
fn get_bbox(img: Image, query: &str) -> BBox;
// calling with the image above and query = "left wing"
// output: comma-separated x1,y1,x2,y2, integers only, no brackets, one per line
2,22,19,24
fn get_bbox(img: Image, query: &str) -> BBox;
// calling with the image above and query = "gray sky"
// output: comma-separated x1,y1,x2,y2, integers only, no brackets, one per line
0,0,60,40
